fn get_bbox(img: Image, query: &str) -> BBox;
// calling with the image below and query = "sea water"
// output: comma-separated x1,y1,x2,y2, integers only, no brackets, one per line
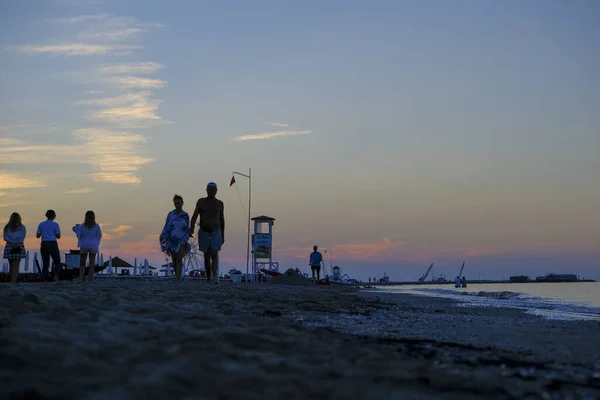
377,282,600,321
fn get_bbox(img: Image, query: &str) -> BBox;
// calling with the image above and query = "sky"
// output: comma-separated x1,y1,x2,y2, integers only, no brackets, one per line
1,0,599,281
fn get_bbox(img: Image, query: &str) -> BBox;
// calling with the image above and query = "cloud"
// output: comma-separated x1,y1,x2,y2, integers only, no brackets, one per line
65,188,95,194
0,192,6,197
96,62,164,75
3,12,165,186
0,170,47,190
103,76,167,89
8,43,142,56
0,202,26,208
52,13,112,24
267,122,290,127
232,130,313,142
334,238,403,260
0,139,84,164
0,124,57,136
99,224,133,240
73,128,153,183
0,129,153,184
79,91,164,127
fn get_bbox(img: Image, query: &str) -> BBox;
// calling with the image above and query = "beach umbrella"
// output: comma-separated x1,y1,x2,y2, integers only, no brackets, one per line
134,258,138,276
144,259,149,276
100,254,104,274
33,253,39,274
24,251,30,272
108,256,113,275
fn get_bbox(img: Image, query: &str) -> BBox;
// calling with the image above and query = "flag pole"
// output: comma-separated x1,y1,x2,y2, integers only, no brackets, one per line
233,168,252,282
247,167,251,282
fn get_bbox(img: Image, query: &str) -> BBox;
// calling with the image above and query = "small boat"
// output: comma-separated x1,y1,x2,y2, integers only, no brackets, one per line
260,268,282,277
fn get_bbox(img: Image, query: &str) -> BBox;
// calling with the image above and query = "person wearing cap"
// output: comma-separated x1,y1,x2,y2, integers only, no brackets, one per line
190,182,225,284
36,209,62,281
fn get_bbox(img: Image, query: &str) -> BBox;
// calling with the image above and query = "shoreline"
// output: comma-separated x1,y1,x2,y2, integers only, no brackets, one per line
2,280,599,399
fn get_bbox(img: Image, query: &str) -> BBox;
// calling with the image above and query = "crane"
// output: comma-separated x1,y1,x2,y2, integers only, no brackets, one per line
418,263,434,282
458,261,465,278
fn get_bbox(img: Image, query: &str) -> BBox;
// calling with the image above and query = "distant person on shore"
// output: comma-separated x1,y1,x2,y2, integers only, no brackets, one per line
3,212,26,283
309,246,323,282
461,276,467,288
190,182,225,284
455,276,461,288
73,211,102,282
160,194,190,280
37,210,62,281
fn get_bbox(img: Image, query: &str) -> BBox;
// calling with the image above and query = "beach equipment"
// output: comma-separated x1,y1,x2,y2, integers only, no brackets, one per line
24,251,30,272
231,269,242,284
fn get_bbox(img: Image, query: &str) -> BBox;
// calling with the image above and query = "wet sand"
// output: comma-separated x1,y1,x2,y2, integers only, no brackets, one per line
1,280,599,400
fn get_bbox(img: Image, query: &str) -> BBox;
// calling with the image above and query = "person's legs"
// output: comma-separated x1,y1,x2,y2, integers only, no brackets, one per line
198,230,212,281
209,231,222,283
203,253,212,282
79,250,88,281
40,243,51,281
87,253,96,281
311,267,316,282
173,247,185,280
210,251,219,283
316,266,321,281
50,244,62,281
8,259,20,282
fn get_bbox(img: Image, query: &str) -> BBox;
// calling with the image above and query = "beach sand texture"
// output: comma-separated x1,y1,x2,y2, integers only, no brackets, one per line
1,280,600,400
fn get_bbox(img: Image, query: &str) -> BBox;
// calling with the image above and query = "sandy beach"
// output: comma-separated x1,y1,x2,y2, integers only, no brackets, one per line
1,280,599,400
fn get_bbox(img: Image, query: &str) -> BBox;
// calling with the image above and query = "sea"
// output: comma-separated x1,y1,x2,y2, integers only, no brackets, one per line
377,282,600,321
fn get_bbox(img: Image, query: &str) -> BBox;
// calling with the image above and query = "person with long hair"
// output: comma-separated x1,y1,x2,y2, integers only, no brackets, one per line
3,212,26,283
72,211,102,281
160,194,190,280
36,209,62,282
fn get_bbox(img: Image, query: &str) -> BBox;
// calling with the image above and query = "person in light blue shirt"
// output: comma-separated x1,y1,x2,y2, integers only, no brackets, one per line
36,209,62,281
309,245,323,282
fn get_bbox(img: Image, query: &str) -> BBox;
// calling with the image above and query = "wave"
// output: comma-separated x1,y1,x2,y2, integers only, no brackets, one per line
408,287,600,320
414,288,531,300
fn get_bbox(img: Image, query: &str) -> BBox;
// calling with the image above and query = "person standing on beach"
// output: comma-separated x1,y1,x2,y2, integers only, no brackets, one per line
73,211,102,282
3,212,26,283
36,210,62,281
160,194,190,280
309,246,323,282
190,182,225,284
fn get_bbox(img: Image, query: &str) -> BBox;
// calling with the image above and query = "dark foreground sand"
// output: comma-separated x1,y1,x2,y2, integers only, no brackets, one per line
1,280,599,400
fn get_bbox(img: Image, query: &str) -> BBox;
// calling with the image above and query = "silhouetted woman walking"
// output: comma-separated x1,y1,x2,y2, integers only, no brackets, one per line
160,194,190,280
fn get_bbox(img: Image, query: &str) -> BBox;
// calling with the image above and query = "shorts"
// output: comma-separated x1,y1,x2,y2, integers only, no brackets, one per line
197,228,222,253
79,248,98,255
311,265,321,271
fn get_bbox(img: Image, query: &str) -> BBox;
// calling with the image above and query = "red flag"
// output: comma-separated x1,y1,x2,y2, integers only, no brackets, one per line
229,175,236,186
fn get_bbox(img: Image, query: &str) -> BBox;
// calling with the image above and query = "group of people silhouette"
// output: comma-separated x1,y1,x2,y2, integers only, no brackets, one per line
2,182,226,284
2,210,102,283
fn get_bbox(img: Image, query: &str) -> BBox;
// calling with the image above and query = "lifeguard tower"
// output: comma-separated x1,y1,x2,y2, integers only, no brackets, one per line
251,215,279,280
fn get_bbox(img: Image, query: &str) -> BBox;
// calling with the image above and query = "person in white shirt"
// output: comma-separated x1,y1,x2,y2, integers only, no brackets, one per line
72,210,102,281
37,209,62,282
3,212,26,283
